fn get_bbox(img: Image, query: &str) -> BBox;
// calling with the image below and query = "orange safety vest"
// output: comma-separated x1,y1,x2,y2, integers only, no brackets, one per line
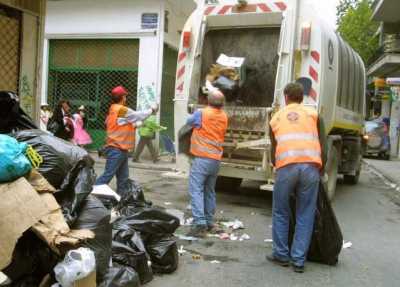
106,104,135,151
190,106,228,161
270,103,322,169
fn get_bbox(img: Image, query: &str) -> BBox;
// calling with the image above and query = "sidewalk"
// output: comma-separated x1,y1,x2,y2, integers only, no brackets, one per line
363,157,400,186
91,152,177,172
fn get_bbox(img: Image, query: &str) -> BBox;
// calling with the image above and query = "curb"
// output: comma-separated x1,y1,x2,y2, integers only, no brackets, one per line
362,159,399,187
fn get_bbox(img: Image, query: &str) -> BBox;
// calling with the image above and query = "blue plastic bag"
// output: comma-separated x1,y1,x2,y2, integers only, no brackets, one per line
0,134,32,182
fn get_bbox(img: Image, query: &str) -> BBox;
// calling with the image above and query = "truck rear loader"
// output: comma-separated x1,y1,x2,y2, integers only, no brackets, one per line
173,0,366,199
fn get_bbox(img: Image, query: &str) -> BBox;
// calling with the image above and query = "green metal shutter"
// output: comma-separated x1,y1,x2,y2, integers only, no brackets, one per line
48,39,139,150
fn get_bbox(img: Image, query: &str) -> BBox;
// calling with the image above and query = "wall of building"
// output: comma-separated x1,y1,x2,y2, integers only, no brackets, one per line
0,0,45,122
43,0,166,111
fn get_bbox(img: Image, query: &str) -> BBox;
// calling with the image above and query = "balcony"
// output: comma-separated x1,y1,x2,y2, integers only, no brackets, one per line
367,33,400,77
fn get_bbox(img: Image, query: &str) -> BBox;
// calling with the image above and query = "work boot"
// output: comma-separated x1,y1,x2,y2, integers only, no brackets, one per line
186,225,207,238
292,264,305,273
207,224,224,234
266,254,290,267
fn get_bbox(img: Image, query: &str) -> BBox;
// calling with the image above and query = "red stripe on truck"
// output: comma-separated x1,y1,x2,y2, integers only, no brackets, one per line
309,66,318,82
257,3,272,12
204,6,216,16
274,2,287,11
177,66,186,79
176,82,184,92
218,5,233,15
311,51,320,64
178,52,186,63
309,88,317,101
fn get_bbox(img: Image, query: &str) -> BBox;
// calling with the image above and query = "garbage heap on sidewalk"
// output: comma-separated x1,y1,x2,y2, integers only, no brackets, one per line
0,91,180,287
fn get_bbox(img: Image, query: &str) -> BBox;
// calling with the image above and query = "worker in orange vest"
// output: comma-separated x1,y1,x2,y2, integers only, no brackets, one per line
95,86,158,195
267,83,327,273
186,90,228,238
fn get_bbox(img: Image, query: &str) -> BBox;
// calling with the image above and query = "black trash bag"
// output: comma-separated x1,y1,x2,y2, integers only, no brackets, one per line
178,124,193,155
146,235,179,274
113,208,180,235
99,265,141,287
289,182,343,265
113,225,147,254
56,162,96,224
0,91,37,134
212,76,239,102
116,180,152,212
13,129,91,174
112,241,153,284
72,195,112,284
13,129,95,224
2,231,59,285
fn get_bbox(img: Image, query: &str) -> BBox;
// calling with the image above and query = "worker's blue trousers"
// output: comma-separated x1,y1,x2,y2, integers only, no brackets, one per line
189,157,220,227
272,163,320,267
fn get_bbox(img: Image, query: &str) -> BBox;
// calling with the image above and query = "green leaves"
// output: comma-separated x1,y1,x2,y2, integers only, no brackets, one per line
337,0,379,63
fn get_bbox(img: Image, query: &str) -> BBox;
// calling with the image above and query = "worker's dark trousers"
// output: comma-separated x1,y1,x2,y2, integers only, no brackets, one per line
272,163,320,267
133,136,157,162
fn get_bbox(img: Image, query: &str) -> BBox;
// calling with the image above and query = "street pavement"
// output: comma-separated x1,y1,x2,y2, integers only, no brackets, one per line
95,160,400,287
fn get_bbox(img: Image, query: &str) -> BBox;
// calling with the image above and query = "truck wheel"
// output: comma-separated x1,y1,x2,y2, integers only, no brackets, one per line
326,146,338,201
215,176,242,192
343,170,360,185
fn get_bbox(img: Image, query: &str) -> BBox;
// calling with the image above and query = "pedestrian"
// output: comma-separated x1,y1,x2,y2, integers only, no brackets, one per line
132,115,166,163
267,82,326,273
40,102,52,131
73,105,92,147
95,86,158,195
47,99,75,141
186,90,228,238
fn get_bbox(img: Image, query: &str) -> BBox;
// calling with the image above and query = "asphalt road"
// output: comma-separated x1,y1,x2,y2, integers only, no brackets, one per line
96,163,400,287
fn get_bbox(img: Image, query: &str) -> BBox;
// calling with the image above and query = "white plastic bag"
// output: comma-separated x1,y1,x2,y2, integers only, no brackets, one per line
54,247,95,287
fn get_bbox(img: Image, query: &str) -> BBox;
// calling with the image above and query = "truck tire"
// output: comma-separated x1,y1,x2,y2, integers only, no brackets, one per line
343,170,360,185
326,146,338,201
215,176,242,192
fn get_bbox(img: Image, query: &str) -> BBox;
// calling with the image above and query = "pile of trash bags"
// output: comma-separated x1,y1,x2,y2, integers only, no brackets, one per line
0,91,180,286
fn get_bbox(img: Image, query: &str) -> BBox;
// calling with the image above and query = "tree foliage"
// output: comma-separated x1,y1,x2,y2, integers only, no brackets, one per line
337,0,379,64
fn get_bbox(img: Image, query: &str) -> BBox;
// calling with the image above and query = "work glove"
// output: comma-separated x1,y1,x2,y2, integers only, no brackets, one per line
135,120,143,128
151,103,159,114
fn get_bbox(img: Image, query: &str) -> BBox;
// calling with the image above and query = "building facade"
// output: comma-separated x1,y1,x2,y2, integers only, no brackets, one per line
42,0,194,151
0,0,46,122
367,0,400,157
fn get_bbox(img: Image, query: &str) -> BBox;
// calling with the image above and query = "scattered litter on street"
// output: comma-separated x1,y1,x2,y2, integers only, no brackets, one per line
164,202,172,206
192,254,201,260
219,233,230,240
220,210,224,214
221,219,244,230
176,234,199,241
239,234,250,241
184,217,194,226
178,246,187,256
343,241,353,249
251,212,256,216
264,239,273,243
210,260,221,264
229,234,238,241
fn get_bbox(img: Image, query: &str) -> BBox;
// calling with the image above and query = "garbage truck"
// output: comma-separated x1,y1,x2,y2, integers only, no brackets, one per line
173,0,365,199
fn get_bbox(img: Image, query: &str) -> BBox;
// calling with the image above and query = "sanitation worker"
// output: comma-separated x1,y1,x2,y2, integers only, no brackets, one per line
186,90,228,238
95,86,158,195
267,82,326,273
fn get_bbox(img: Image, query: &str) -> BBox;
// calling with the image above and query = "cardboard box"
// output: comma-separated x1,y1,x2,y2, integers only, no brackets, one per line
75,271,96,287
0,178,51,269
39,272,96,287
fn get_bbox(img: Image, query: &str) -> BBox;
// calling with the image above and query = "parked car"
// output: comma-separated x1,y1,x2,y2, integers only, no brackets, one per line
364,120,390,160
